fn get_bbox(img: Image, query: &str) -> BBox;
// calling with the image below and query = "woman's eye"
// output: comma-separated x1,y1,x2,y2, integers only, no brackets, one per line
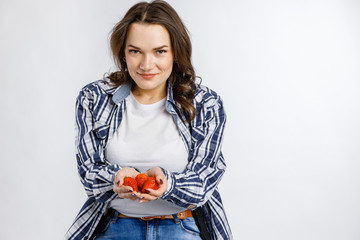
157,50,167,54
129,49,140,54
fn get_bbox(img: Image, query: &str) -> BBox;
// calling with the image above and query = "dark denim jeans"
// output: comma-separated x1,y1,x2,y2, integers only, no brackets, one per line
94,209,201,240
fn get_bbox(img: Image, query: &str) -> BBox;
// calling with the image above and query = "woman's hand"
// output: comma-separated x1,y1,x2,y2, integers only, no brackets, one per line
113,167,140,200
138,166,168,203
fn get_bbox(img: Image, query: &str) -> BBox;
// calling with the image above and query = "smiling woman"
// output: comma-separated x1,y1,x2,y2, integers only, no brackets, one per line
65,1,232,239
125,23,173,104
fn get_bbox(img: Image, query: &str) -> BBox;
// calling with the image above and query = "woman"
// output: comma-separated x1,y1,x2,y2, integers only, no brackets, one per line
66,1,232,239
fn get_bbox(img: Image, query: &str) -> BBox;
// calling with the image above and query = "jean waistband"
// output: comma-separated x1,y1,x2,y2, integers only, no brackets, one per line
106,208,192,221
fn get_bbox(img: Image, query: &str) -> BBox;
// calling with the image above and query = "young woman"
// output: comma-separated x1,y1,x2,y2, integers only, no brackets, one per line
66,1,232,239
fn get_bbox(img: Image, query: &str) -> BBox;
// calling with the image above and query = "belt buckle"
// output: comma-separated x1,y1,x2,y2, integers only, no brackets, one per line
141,216,155,221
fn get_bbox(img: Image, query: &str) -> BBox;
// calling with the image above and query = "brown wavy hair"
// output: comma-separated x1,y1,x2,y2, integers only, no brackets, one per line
108,0,197,123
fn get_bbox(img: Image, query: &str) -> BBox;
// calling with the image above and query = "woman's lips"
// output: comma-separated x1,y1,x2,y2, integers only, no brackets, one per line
139,73,157,80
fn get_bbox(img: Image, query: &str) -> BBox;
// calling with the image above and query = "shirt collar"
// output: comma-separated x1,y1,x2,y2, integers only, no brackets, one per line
111,81,132,104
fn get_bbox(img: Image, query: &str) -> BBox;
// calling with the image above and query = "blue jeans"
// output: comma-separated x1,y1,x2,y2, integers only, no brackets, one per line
94,209,202,240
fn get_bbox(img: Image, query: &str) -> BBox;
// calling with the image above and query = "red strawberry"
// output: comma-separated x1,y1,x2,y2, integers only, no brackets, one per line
123,176,138,192
141,177,159,193
135,173,149,191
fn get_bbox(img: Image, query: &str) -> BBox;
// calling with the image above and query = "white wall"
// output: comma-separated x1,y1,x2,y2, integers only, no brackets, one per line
1,0,359,239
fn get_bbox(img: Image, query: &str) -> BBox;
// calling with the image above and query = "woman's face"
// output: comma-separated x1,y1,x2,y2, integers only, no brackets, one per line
125,23,173,96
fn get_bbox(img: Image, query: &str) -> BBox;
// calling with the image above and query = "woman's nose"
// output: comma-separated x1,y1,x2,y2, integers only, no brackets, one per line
139,54,155,71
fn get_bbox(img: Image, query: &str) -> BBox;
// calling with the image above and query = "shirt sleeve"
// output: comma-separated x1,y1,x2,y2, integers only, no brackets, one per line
161,94,227,208
75,87,120,202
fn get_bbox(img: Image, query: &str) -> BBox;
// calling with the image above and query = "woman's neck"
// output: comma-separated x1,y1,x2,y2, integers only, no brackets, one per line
131,87,167,105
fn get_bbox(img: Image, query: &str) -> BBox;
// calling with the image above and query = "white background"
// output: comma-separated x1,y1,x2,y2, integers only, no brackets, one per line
1,0,360,239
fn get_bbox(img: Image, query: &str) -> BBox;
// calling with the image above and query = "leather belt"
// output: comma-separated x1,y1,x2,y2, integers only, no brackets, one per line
118,209,193,221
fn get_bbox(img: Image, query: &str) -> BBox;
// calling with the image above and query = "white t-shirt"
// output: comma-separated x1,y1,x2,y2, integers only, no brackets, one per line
105,92,188,217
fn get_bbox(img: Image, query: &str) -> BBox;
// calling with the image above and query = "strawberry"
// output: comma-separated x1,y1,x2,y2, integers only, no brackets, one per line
123,176,138,192
141,177,159,193
135,173,149,191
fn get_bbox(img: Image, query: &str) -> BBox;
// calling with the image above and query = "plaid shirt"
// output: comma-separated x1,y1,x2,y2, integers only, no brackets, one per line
65,79,232,239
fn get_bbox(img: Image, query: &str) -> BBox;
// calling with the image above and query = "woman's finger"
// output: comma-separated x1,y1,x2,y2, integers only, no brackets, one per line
138,192,158,203
114,185,141,200
113,185,133,194
115,187,141,200
119,192,140,200
142,188,163,198
114,167,140,186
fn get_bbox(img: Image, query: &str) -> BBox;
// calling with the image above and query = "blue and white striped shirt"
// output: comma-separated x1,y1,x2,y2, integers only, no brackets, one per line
65,78,232,239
